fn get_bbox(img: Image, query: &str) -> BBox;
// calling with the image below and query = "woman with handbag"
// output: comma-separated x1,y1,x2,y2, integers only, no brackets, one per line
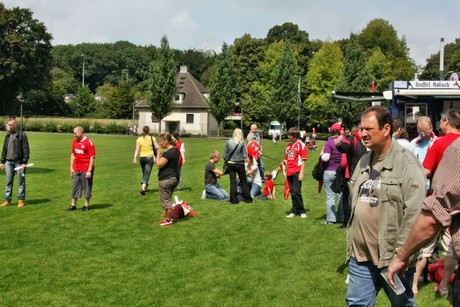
223,128,253,204
132,126,159,195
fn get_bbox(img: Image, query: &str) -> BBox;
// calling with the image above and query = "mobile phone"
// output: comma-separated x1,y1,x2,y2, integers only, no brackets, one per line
380,267,406,295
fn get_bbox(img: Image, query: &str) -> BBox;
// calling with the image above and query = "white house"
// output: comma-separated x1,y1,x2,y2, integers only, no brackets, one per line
136,65,219,136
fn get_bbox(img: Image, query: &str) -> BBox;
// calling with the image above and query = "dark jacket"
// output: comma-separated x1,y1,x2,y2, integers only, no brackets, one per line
1,130,30,164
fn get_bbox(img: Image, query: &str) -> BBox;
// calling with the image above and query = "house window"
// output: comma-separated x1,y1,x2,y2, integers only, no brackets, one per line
186,114,194,124
175,93,184,104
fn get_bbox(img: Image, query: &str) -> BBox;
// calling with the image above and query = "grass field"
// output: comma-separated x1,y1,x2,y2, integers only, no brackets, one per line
0,132,451,306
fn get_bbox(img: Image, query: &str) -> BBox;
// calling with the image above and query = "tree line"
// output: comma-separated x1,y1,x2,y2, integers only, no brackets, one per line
1,3,458,132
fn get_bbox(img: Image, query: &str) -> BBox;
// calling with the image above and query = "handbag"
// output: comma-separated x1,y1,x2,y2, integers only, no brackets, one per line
223,142,240,174
311,157,324,181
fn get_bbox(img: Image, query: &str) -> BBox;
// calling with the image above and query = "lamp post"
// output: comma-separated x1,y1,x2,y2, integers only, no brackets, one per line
81,54,85,87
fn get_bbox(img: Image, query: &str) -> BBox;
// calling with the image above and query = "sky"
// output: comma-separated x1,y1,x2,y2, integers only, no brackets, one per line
3,0,460,67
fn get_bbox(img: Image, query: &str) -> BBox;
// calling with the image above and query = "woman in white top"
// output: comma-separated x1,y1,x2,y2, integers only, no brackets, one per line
246,155,262,197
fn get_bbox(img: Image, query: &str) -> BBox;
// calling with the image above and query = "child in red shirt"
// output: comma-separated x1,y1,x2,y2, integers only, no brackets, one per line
258,171,275,200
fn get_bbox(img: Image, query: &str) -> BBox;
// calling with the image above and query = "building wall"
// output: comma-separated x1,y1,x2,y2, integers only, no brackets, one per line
137,109,219,136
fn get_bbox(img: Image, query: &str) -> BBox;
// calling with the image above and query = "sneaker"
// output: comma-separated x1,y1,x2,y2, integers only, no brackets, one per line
17,200,25,208
201,190,206,199
286,213,296,218
271,170,277,180
0,200,10,207
320,221,336,225
81,206,90,212
300,213,307,218
65,205,76,211
159,219,173,226
140,189,145,196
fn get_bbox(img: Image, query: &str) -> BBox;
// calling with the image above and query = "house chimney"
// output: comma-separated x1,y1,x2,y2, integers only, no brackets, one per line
180,65,188,73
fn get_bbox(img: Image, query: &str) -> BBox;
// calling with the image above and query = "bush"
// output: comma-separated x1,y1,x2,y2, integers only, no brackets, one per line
58,123,74,133
105,122,127,134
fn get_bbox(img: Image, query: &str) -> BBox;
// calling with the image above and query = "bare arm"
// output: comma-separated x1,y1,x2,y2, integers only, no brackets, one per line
298,159,306,181
70,153,76,176
85,156,95,179
387,211,442,288
132,142,140,163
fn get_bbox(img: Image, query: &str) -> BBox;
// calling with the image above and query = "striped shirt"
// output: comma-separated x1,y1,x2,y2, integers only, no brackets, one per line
423,137,460,259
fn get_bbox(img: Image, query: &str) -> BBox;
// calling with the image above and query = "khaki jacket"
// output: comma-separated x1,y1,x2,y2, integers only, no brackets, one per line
347,141,426,268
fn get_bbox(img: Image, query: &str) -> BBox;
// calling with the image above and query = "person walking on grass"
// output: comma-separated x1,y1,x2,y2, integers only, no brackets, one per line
0,117,30,208
66,126,95,212
132,126,159,195
285,127,307,219
156,133,180,226
345,106,426,306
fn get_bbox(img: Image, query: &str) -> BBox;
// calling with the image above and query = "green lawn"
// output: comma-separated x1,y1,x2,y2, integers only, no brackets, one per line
0,132,450,306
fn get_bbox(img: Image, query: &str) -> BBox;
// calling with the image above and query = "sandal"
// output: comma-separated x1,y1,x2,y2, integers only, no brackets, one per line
434,283,449,297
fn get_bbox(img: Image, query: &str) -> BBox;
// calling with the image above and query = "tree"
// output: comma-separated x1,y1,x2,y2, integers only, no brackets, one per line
305,42,343,128
357,19,415,84
207,43,238,138
104,81,134,119
68,85,97,117
0,4,53,115
271,41,301,131
147,35,177,134
335,38,372,128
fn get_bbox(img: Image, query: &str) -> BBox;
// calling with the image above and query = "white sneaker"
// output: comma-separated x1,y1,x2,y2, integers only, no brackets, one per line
201,190,206,199
286,213,296,218
300,213,307,218
271,170,277,180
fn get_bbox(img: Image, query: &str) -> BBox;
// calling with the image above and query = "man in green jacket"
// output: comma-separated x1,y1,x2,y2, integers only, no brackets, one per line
345,106,426,307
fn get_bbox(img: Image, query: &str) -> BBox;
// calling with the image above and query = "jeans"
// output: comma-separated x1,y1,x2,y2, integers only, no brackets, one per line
324,170,341,223
4,161,26,201
346,257,415,307
287,173,306,215
247,181,261,197
139,157,154,184
205,183,228,200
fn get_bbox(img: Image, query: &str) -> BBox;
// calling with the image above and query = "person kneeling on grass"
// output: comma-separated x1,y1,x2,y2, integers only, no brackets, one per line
203,150,229,201
258,171,275,200
156,133,180,227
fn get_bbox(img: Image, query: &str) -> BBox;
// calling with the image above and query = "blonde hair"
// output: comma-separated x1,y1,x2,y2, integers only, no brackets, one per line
264,171,273,180
210,150,220,159
232,128,244,144
159,132,176,146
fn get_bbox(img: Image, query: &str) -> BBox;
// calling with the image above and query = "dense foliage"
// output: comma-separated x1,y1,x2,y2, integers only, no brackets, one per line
3,4,458,131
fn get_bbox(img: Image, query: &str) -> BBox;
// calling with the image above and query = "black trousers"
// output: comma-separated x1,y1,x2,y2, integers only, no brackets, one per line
228,163,252,204
287,173,306,215
453,266,460,307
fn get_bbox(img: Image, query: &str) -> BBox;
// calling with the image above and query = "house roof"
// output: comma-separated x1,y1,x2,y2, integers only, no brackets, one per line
136,66,208,109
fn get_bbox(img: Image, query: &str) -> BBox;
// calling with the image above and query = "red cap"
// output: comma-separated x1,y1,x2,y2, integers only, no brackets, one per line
330,123,343,133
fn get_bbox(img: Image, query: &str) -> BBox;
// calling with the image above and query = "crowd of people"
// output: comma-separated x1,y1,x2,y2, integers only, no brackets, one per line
2,107,460,304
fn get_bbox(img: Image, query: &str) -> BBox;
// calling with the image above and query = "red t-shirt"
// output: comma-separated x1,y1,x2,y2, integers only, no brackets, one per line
285,140,307,176
176,140,184,166
423,133,460,176
72,137,96,172
263,179,275,196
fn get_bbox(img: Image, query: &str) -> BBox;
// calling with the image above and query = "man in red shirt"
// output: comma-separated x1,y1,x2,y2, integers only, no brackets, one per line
285,127,308,218
421,108,460,295
66,126,96,212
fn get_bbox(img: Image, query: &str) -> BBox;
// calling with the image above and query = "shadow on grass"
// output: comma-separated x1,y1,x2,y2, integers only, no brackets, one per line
89,203,113,210
25,198,52,206
27,167,56,174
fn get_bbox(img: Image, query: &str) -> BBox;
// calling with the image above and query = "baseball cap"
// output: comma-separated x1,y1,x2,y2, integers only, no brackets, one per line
330,123,343,133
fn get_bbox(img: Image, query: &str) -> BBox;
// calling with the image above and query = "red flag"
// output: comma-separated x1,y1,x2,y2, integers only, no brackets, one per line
284,178,290,200
371,78,375,93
